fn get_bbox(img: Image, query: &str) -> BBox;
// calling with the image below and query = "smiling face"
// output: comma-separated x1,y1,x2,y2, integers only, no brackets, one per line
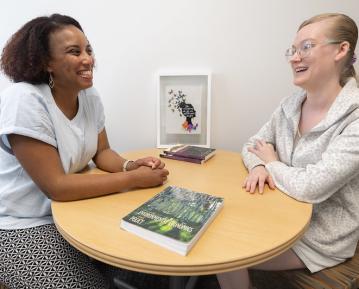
290,20,342,91
47,25,94,92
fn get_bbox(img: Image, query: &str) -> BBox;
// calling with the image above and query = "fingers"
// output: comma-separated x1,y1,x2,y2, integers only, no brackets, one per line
243,178,264,194
158,168,169,183
248,147,255,154
133,166,170,188
242,177,248,188
258,176,265,194
267,175,276,190
145,159,156,169
248,147,260,159
251,139,270,150
248,140,264,156
157,161,165,169
257,139,265,147
243,166,273,194
149,157,165,169
151,158,162,169
242,175,259,194
242,177,251,192
249,178,258,193
246,177,265,194
161,168,169,176
139,157,166,169
159,169,169,184
162,175,168,183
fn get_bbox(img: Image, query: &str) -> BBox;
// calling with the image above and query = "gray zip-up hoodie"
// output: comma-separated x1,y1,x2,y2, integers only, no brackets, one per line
242,78,359,272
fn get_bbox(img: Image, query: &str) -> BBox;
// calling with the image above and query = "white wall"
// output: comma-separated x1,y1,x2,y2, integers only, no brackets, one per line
1,0,358,153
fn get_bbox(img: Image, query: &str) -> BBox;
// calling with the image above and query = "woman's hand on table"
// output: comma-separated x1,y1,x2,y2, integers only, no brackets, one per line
248,140,278,164
133,157,165,169
243,165,275,194
132,166,169,187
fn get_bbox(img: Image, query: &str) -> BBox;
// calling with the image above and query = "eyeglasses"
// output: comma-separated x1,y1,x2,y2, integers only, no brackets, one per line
285,39,342,62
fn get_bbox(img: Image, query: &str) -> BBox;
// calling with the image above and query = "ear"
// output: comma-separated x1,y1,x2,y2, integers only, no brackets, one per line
334,41,350,62
46,65,53,74
45,59,54,73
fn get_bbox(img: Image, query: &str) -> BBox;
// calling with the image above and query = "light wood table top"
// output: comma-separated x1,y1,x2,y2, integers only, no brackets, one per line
52,149,312,276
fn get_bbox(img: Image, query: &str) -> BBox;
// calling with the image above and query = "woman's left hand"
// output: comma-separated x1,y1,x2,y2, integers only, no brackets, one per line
248,140,278,164
135,157,165,169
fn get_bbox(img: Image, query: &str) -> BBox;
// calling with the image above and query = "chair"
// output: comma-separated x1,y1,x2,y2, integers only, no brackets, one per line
251,243,359,289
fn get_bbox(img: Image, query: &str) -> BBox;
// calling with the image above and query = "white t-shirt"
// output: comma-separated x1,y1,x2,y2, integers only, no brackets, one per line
0,82,105,229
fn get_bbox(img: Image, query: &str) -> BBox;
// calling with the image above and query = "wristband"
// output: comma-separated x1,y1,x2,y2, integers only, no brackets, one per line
123,160,134,172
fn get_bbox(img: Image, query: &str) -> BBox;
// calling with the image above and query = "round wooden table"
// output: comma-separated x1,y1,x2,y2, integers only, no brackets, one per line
52,149,312,277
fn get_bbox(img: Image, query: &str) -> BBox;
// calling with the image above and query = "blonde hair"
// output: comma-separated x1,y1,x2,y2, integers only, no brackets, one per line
299,13,358,86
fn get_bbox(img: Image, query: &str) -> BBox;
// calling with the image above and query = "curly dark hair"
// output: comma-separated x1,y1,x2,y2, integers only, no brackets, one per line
0,14,83,84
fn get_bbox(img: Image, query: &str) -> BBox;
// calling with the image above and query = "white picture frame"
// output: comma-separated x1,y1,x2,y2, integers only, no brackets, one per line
157,73,211,148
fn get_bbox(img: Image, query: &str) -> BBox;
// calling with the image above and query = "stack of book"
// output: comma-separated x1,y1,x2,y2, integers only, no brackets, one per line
120,186,224,255
159,145,216,164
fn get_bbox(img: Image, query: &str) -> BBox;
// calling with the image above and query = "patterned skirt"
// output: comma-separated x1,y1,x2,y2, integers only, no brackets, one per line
0,224,109,289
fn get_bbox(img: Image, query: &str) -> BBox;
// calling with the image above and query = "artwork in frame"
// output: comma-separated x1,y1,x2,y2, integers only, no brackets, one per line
157,73,211,148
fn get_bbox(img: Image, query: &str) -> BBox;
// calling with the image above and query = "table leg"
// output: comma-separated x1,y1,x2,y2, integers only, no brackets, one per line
185,276,199,289
169,276,199,289
113,276,139,289
113,275,199,289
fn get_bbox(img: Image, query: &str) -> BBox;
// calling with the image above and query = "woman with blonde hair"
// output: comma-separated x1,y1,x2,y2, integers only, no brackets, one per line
217,13,358,289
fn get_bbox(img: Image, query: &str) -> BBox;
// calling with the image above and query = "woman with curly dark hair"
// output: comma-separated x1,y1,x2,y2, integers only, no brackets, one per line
0,14,169,289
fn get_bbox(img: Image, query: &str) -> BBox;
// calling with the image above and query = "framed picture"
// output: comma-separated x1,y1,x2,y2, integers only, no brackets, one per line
157,73,211,148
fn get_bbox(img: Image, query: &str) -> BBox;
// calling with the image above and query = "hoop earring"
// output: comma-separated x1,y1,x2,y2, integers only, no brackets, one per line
49,73,54,89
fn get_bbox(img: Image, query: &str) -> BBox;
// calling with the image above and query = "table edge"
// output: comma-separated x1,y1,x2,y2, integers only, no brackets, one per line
54,216,310,275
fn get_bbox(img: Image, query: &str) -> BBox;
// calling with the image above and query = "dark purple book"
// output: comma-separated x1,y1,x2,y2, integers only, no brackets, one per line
159,153,204,164
163,145,216,161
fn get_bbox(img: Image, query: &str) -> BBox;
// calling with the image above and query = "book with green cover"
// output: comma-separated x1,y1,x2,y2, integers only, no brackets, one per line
120,186,224,255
